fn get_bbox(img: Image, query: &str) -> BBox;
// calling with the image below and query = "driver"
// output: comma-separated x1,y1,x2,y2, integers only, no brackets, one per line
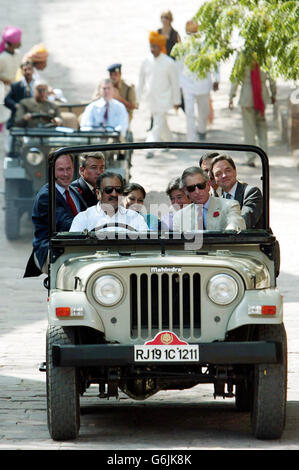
14,79,63,127
80,79,129,139
69,171,149,232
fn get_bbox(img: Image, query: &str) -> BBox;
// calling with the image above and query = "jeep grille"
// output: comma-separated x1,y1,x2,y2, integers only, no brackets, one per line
130,272,201,340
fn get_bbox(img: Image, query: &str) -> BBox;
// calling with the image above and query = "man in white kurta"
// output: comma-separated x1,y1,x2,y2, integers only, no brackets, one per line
179,21,219,142
180,64,219,142
137,32,181,158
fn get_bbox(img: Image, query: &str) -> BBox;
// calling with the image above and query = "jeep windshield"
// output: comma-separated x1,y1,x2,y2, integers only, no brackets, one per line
48,142,270,247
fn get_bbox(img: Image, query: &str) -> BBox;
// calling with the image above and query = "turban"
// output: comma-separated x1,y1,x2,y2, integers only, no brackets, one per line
0,26,22,53
149,31,166,54
23,43,49,63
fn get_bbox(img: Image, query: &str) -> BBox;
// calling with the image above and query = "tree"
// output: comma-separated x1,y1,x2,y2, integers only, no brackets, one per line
171,0,299,83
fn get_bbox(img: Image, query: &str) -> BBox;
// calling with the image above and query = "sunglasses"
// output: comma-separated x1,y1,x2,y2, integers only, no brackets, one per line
161,16,170,19
186,182,207,192
101,186,123,195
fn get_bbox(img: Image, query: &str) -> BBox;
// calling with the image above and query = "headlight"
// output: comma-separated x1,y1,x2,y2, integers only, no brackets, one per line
26,148,44,166
207,274,238,305
93,275,124,306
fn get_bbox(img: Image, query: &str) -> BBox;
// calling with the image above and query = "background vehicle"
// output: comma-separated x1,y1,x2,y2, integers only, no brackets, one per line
4,103,132,240
44,142,286,441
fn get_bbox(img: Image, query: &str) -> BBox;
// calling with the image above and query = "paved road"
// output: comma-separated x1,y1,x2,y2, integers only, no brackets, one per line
0,0,299,451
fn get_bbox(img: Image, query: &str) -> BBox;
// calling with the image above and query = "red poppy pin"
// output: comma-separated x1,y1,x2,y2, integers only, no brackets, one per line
213,211,220,217
76,187,83,194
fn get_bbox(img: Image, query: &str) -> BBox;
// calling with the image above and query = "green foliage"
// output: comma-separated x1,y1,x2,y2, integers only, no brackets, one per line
171,0,299,82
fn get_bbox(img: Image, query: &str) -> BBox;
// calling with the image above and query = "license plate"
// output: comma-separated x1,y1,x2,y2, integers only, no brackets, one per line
134,344,199,362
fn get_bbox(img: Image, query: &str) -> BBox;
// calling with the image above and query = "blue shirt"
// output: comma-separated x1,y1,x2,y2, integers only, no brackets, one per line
80,97,129,137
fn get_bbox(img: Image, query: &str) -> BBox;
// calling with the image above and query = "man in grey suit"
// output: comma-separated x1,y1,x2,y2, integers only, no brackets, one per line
173,167,245,232
229,64,276,167
210,154,263,229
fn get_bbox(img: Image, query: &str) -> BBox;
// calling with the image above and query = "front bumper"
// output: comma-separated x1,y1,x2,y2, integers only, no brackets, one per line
52,341,280,367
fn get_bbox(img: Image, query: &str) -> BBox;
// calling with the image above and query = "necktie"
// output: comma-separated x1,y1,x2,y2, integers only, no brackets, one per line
103,103,109,123
225,193,231,199
65,189,78,216
26,83,31,97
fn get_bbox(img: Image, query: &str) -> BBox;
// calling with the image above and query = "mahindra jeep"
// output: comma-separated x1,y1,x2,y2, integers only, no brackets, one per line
45,142,286,441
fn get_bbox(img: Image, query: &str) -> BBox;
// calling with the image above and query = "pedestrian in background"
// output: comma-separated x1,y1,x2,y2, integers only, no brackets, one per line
16,43,48,81
180,20,219,142
0,25,22,132
4,60,35,128
229,56,276,167
158,10,181,58
137,31,181,159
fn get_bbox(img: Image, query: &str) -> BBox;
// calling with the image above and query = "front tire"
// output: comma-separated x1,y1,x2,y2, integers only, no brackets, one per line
235,378,252,412
251,324,287,439
46,326,80,440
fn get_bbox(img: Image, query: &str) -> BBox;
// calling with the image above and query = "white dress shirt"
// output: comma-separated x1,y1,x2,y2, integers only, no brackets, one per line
80,97,129,137
69,204,149,232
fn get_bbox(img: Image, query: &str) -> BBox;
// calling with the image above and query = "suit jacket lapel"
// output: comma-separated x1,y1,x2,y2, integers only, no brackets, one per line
69,184,88,210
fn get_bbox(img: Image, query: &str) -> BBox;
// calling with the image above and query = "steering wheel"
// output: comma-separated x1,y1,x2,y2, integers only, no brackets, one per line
94,222,138,232
30,112,54,120
29,112,57,128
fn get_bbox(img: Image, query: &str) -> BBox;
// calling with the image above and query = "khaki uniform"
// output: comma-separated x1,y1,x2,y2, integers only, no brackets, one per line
14,97,62,127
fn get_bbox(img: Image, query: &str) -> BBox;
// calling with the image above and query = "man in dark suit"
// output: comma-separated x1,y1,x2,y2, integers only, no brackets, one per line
210,154,263,228
4,61,34,128
71,152,105,207
24,153,87,277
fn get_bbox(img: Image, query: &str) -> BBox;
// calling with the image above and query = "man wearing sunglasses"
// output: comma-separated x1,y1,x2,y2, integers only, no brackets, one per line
69,171,149,233
173,167,245,232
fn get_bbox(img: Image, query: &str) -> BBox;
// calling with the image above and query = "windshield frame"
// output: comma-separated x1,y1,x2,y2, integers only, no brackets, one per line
48,141,270,238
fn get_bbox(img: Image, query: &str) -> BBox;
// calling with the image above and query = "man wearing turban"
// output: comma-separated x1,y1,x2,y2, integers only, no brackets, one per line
137,31,181,158
15,43,49,81
23,43,48,72
0,26,22,130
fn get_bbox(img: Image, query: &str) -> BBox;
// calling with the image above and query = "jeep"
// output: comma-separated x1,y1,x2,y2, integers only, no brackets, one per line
44,142,287,441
